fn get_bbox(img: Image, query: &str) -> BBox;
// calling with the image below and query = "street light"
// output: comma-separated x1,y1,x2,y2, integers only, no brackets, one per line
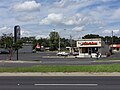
111,30,113,54
54,29,66,52
53,29,60,52
58,33,60,52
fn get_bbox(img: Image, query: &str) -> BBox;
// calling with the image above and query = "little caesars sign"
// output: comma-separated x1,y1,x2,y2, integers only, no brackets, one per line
77,40,101,47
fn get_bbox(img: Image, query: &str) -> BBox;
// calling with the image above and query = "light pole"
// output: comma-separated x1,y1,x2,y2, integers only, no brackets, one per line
58,29,66,52
111,30,113,54
58,33,60,52
53,29,60,52
70,35,73,53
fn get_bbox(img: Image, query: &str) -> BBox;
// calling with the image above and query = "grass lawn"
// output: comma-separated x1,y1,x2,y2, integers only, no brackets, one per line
0,64,120,72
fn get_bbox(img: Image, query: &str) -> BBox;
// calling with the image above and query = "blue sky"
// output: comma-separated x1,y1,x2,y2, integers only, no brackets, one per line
0,0,120,39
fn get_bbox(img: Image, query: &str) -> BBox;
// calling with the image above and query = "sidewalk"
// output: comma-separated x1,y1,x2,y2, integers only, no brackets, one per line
0,59,120,63
0,60,41,63
0,72,120,76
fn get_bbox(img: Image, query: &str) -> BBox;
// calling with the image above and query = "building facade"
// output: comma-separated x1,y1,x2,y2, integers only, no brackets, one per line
76,38,110,58
110,44,120,52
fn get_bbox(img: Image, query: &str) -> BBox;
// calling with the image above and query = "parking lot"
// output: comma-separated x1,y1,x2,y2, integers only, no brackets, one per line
0,51,120,61
0,51,120,67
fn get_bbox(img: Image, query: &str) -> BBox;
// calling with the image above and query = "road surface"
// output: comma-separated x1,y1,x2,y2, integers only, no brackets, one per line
0,76,120,90
0,52,120,67
1,52,120,61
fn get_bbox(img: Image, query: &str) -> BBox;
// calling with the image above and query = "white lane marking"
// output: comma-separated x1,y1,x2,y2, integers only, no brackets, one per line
34,84,98,86
17,84,20,85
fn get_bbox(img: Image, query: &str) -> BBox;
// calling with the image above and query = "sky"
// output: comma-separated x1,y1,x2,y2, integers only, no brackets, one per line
0,0,120,39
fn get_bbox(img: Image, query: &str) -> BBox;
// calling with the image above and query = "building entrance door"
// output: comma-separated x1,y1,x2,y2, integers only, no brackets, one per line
88,48,92,55
82,47,88,53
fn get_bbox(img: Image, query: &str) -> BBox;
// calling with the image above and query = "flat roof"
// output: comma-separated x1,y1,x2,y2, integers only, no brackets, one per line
77,38,102,41
110,44,120,48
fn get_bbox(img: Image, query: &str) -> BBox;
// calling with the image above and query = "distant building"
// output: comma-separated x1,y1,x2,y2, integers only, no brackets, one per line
36,43,41,49
110,44,120,52
76,38,110,58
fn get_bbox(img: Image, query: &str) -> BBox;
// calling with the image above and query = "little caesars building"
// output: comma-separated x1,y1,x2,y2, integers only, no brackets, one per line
76,38,110,58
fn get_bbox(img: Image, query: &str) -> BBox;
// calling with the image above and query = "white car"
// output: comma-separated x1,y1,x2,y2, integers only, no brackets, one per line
56,52,69,56
72,52,79,56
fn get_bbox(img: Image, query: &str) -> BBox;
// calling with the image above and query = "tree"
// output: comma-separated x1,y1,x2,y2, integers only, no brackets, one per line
21,37,35,43
0,33,23,60
82,34,102,39
49,31,59,51
82,34,120,45
103,36,112,44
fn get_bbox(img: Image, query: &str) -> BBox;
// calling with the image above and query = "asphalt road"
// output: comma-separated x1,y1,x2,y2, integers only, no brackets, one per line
0,76,120,90
1,51,120,61
0,52,57,60
0,52,120,67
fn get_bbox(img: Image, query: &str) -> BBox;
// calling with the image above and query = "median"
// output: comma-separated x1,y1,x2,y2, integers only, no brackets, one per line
0,64,120,72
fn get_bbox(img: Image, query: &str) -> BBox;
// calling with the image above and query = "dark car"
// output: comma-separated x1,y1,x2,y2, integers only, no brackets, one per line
0,49,10,54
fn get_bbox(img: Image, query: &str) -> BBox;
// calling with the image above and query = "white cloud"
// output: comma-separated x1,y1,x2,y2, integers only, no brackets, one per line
111,8,120,19
64,20,75,25
0,26,11,35
40,13,91,26
54,0,96,8
63,14,91,25
40,13,63,25
21,29,49,38
50,0,98,16
39,34,49,38
72,26,84,32
103,29,111,34
0,0,120,37
113,29,120,34
0,26,34,37
16,15,36,22
21,30,31,37
103,29,120,34
13,1,41,12
40,12,103,27
102,0,113,2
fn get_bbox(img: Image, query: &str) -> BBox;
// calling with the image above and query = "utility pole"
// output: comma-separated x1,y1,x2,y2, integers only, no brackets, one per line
70,35,73,53
58,29,66,52
70,35,72,47
58,32,61,52
111,30,113,54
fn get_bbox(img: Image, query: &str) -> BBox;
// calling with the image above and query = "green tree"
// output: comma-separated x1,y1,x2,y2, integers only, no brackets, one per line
82,34,102,39
0,33,23,60
49,31,59,51
82,34,120,45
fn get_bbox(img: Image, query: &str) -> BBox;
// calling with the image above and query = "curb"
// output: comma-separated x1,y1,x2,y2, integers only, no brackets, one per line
0,60,41,63
0,72,120,76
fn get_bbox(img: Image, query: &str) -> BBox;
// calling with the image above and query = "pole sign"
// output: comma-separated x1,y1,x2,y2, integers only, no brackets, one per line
14,25,21,60
14,25,20,43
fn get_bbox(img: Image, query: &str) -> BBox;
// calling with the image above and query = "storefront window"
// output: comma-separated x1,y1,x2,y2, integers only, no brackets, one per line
91,47,98,53
82,47,88,53
81,47,98,53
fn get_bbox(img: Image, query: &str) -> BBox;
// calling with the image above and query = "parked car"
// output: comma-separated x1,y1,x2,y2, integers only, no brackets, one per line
0,49,10,54
72,52,79,56
56,52,69,56
32,49,36,53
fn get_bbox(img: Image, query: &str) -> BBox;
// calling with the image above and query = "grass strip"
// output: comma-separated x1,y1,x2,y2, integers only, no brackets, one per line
99,58,120,61
0,64,120,72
